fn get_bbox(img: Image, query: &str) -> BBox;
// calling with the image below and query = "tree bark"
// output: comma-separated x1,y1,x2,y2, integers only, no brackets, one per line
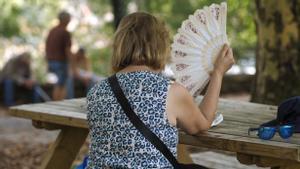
111,0,127,29
252,0,300,104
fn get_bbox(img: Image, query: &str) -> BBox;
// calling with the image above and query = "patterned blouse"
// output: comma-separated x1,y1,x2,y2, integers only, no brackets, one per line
86,71,178,169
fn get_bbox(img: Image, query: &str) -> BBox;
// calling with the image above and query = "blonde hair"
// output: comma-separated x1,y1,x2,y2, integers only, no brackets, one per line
111,12,170,73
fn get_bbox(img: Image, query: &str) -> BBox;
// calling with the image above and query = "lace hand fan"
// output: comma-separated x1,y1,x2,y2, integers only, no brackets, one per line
170,2,228,96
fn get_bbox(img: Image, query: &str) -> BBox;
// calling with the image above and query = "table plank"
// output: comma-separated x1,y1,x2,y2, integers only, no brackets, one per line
10,103,87,128
179,131,300,162
9,97,300,162
209,120,300,144
46,98,86,109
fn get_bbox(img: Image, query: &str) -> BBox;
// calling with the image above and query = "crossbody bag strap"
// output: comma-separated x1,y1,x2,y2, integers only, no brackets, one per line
108,74,181,169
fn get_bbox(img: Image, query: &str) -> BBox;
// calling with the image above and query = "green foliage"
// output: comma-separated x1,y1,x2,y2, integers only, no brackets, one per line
226,0,256,58
0,0,256,77
21,1,61,32
89,47,112,76
0,0,22,37
0,0,61,38
81,0,258,75
142,0,256,59
88,0,112,15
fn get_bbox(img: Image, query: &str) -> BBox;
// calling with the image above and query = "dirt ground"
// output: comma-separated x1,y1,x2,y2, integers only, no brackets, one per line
0,107,89,169
0,93,265,169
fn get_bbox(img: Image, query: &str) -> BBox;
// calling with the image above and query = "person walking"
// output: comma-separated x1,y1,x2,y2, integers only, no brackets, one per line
45,11,73,100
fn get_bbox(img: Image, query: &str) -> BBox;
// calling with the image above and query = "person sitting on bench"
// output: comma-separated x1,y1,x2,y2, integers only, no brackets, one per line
67,47,104,98
0,52,40,106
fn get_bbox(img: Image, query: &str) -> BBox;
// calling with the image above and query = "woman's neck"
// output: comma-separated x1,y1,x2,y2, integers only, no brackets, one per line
119,65,160,73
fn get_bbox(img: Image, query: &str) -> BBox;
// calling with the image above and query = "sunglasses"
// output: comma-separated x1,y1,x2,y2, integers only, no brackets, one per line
248,125,294,140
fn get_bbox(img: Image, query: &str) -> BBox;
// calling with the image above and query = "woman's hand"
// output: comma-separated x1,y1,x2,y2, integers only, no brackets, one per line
213,44,235,76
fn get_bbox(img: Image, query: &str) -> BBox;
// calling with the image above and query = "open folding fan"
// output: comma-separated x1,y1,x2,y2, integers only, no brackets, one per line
170,2,228,97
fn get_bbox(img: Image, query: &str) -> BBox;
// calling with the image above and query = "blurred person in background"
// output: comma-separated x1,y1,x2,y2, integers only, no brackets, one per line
67,47,104,98
45,11,73,100
72,47,93,88
0,52,39,106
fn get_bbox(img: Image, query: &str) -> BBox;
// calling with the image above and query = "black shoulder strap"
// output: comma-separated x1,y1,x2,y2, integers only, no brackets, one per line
108,74,181,169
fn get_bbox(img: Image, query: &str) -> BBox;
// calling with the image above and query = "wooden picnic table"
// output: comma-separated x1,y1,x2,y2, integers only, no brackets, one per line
9,97,300,169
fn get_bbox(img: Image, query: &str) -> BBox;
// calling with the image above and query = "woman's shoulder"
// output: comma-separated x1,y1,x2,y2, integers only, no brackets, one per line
117,70,163,77
117,71,170,83
168,82,191,99
167,81,195,115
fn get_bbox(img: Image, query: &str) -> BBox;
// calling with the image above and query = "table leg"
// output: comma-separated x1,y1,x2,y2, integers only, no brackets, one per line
39,126,89,169
177,144,193,163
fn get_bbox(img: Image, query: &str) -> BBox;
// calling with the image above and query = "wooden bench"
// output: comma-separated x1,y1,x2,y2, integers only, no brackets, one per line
9,97,300,169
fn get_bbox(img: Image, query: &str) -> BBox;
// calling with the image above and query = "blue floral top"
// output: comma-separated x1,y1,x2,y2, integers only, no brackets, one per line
86,71,178,169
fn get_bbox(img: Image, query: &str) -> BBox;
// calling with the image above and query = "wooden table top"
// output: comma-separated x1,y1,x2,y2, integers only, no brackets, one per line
9,97,300,162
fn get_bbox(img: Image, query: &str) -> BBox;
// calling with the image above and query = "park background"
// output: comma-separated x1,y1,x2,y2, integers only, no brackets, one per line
0,0,299,168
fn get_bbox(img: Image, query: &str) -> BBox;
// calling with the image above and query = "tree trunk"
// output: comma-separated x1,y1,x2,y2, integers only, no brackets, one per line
111,0,126,29
252,0,300,104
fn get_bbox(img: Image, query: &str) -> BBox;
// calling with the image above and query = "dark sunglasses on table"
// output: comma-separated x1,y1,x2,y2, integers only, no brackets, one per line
248,125,294,140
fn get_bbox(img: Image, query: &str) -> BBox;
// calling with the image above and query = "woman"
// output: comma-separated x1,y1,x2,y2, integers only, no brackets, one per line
67,48,104,98
86,12,234,168
73,48,92,84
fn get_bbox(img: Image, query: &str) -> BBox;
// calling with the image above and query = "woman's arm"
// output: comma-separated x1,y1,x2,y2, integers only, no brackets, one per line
166,83,211,134
166,44,234,135
198,71,223,123
199,45,234,123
